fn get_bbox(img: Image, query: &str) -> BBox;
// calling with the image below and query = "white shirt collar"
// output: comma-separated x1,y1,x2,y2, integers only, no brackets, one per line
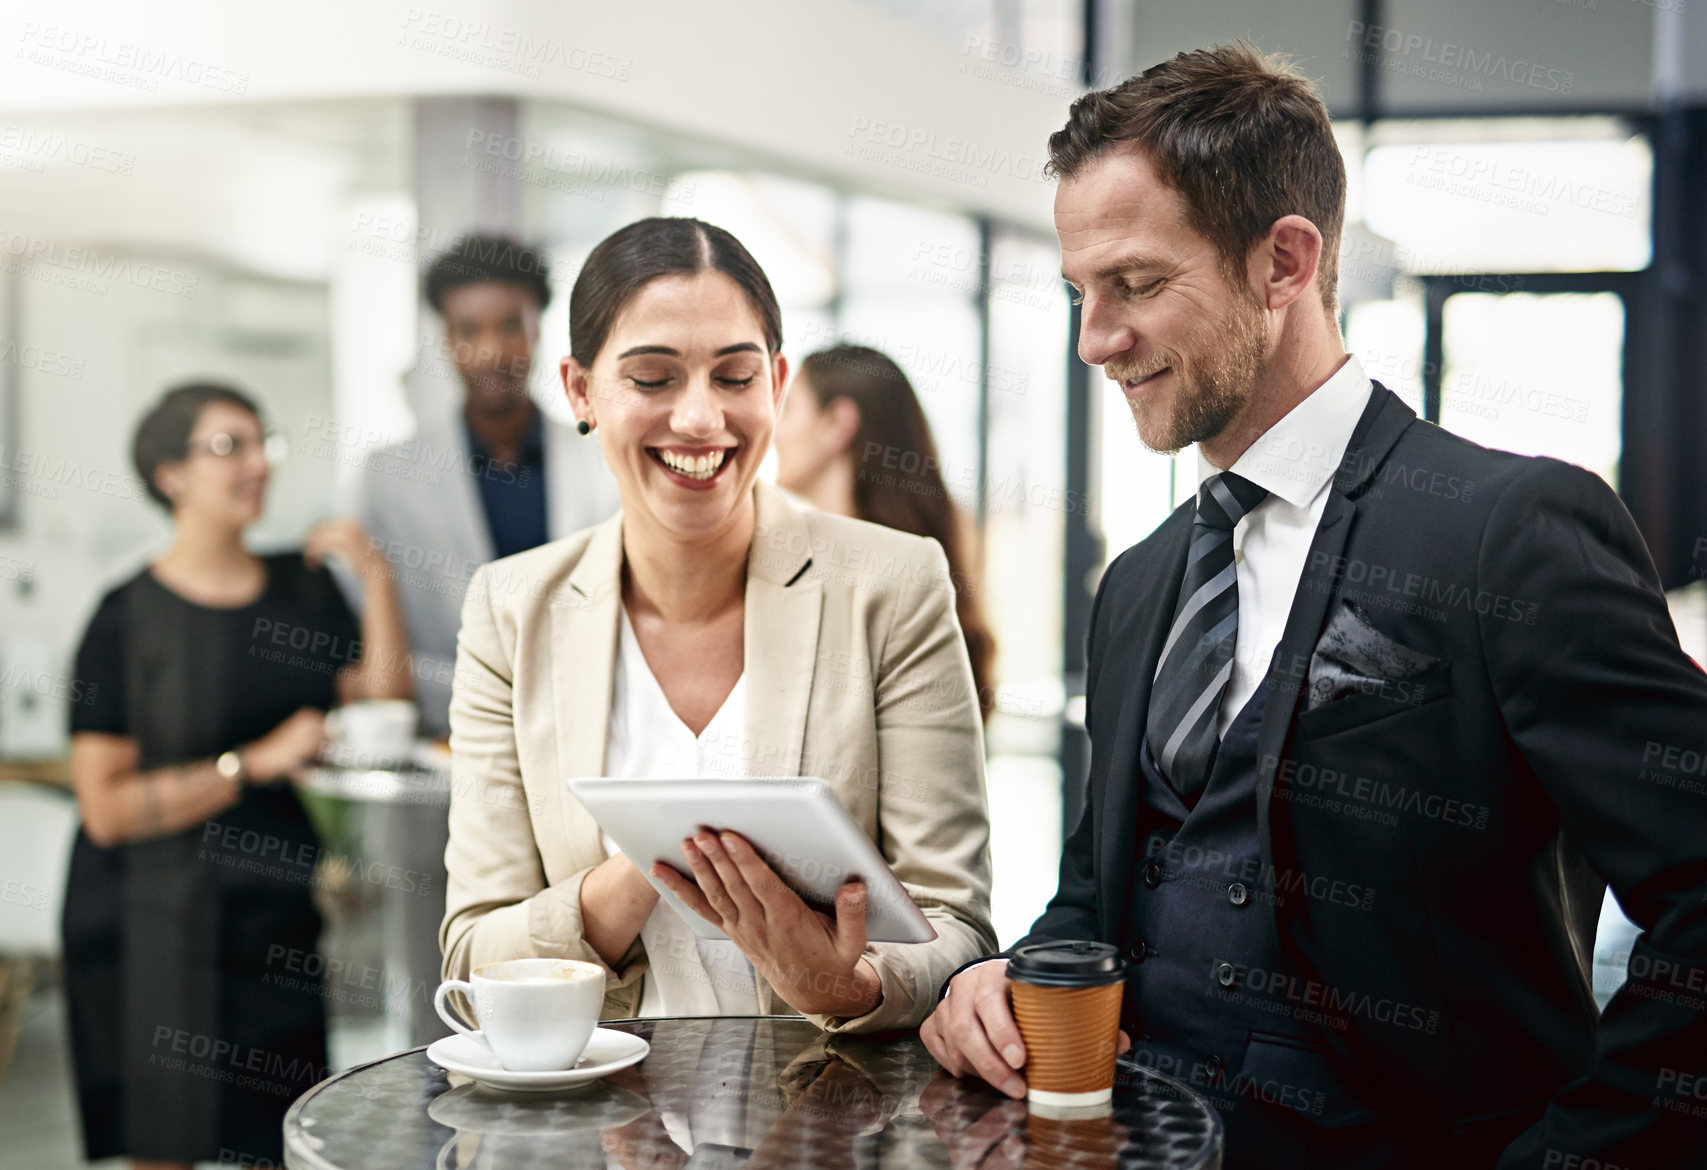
1195,354,1373,509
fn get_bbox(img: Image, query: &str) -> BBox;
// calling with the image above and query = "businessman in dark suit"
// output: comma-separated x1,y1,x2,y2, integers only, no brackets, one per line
921,44,1707,1169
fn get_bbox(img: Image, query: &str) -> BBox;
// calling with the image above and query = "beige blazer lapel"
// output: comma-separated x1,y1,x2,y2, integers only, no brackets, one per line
739,485,822,1016
549,509,625,866
743,483,822,780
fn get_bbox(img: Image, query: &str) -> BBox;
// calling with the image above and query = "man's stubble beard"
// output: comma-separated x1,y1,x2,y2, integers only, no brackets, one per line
1114,290,1269,456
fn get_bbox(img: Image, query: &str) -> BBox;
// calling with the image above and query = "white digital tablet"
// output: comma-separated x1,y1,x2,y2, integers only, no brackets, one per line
565,776,937,944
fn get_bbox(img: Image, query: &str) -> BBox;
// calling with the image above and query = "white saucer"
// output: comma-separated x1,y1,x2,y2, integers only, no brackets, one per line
425,1028,649,1093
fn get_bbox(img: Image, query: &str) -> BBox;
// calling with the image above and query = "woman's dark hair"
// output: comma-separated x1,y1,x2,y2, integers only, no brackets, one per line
798,345,997,723
132,382,262,510
568,218,782,368
424,233,554,314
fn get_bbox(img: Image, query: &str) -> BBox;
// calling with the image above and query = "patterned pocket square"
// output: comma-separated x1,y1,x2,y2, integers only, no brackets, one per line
1305,600,1445,711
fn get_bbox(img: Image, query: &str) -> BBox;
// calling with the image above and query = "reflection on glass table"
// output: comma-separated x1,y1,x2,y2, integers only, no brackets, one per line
283,1016,1222,1169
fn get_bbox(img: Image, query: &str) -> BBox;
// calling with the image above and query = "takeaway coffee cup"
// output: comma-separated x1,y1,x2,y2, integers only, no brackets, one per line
1008,941,1127,1107
433,958,606,1071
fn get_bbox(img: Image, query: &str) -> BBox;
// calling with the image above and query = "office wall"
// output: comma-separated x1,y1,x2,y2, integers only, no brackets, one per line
0,0,1070,231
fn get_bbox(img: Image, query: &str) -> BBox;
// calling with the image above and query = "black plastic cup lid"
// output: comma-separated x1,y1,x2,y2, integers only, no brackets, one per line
1007,941,1125,988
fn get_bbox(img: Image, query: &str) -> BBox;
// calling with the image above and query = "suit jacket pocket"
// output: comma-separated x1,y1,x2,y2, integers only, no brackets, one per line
1293,659,1453,739
1236,1032,1381,1130
1305,600,1446,711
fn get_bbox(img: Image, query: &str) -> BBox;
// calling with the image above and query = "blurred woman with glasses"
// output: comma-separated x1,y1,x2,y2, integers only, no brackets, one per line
774,345,997,722
61,382,412,1170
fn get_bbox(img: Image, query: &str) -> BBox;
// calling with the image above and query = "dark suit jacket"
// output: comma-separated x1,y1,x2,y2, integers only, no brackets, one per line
1008,385,1707,1165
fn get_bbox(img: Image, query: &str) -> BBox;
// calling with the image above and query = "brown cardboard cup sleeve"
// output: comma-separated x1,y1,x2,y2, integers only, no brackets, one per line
1007,941,1127,1107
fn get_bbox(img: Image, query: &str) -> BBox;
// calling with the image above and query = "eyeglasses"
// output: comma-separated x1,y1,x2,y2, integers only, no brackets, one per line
186,430,290,463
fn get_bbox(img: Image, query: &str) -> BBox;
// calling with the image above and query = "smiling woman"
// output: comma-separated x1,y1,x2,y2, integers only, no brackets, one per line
440,217,997,1033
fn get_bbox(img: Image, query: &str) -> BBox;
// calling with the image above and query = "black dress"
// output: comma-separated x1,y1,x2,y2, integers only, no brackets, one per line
61,552,359,1165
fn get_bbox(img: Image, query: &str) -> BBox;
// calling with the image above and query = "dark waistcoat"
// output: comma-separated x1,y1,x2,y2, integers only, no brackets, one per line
1121,679,1378,1132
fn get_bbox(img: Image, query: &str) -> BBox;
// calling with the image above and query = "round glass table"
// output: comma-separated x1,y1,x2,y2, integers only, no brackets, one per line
284,1016,1222,1169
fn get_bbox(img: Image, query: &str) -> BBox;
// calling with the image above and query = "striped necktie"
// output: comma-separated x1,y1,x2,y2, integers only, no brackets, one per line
1145,471,1270,800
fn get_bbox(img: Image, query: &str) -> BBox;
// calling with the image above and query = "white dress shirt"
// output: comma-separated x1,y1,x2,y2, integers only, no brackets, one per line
602,608,759,1017
1189,355,1374,735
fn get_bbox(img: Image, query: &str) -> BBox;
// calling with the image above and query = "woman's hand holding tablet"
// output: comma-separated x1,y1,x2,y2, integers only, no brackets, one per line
567,774,941,1020
652,829,883,1019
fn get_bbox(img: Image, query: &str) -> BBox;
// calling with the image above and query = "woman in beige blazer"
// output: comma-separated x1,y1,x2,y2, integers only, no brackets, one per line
440,217,995,1034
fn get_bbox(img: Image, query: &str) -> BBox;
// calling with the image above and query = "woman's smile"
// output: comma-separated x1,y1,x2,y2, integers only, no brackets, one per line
649,445,736,487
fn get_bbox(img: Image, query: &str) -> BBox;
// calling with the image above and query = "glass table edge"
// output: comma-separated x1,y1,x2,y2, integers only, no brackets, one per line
283,1016,1225,1169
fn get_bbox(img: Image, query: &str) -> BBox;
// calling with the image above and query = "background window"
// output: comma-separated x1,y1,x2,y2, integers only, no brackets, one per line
1440,291,1624,486
1362,118,1652,275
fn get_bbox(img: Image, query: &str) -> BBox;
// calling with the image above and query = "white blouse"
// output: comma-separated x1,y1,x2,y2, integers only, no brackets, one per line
601,607,759,1017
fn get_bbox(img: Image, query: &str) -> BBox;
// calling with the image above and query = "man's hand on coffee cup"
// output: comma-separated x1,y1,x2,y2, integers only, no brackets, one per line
921,961,1027,1097
920,959,1131,1098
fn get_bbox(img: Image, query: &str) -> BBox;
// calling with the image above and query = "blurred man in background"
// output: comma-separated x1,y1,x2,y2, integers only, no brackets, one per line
351,233,618,737
346,234,617,1045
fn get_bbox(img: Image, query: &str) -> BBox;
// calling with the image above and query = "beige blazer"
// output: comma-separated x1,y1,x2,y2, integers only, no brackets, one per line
440,481,996,1033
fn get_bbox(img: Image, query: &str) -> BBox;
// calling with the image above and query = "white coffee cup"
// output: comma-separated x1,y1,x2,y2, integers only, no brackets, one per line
433,958,606,1071
325,699,418,768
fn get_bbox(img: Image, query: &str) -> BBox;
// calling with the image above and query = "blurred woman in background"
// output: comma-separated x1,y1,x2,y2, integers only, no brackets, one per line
62,383,412,1170
774,344,997,722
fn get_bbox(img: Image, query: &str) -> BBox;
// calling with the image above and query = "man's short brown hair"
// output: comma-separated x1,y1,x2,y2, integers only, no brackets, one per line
1047,42,1345,317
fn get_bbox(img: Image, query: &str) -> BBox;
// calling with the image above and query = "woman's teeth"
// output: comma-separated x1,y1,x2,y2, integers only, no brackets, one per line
657,449,728,480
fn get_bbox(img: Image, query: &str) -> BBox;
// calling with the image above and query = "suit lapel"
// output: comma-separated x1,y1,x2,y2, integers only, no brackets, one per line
550,509,624,860
404,371,495,566
442,423,497,564
1253,384,1416,878
1253,493,1354,879
742,484,822,779
1095,507,1193,940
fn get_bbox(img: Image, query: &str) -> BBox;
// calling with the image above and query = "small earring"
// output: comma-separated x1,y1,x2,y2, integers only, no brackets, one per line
576,419,591,436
